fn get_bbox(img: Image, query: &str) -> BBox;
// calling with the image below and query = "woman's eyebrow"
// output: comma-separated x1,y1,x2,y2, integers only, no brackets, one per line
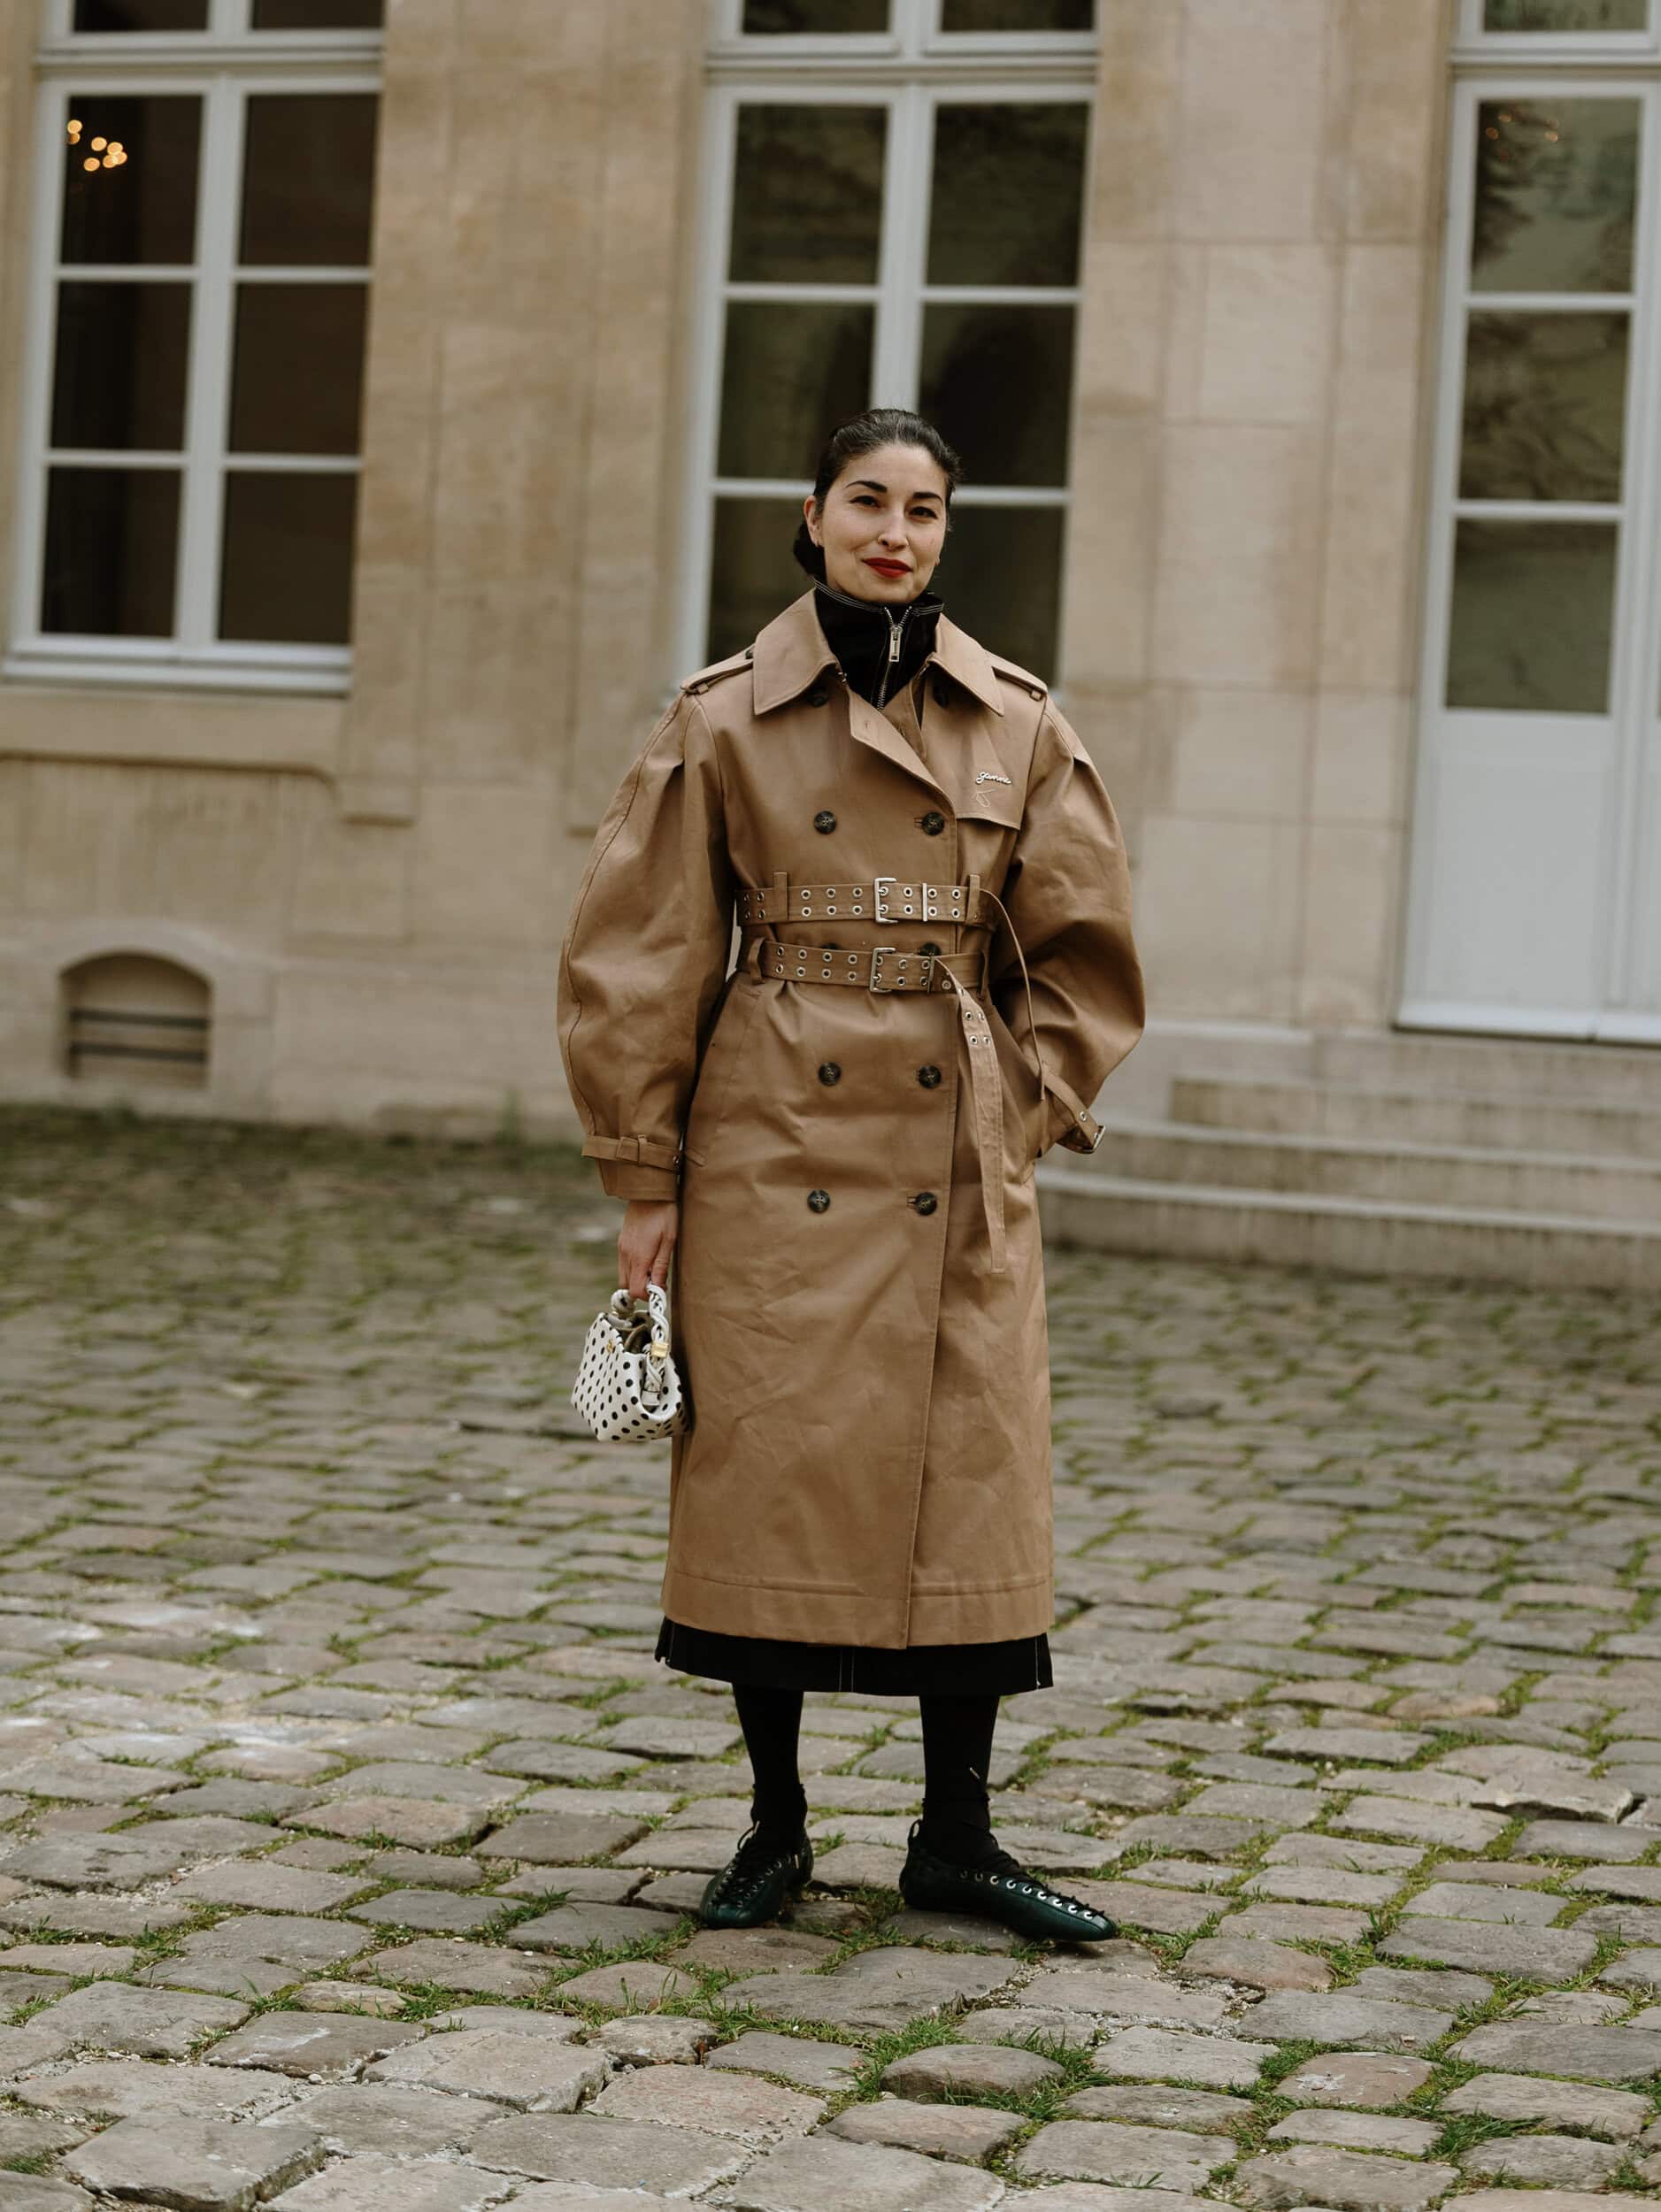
848,477,942,503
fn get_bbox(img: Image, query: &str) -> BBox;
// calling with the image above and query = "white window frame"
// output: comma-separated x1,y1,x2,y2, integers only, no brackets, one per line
1403,48,1661,1041
8,0,382,696
681,0,1096,686
1453,0,1657,58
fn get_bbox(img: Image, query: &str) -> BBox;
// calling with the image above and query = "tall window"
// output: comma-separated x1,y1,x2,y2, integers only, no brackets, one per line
1403,0,1661,1036
688,0,1096,683
8,0,383,694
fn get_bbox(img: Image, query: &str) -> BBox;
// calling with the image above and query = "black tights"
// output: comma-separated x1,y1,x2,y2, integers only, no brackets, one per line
733,1684,1001,1869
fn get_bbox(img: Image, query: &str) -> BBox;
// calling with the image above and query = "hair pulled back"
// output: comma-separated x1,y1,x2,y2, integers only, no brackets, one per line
792,407,962,581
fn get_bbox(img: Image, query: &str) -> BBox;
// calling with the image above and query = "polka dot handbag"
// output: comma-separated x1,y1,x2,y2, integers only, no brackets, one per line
571,1281,689,1443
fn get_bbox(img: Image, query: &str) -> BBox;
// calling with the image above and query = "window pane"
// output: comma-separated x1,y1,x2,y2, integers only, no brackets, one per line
919,303,1074,487
219,471,358,643
51,280,192,451
1472,98,1640,294
707,495,801,662
937,504,1063,681
230,283,367,455
942,0,1094,26
928,104,1088,287
1459,311,1627,501
1446,518,1615,710
241,94,378,267
1485,0,1646,26
252,0,384,23
742,0,888,27
73,0,206,27
60,94,201,266
729,105,886,284
42,465,179,635
718,302,872,481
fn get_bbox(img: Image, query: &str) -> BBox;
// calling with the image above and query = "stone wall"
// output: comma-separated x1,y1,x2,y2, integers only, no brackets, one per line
1073,0,1453,1033
0,0,1457,1135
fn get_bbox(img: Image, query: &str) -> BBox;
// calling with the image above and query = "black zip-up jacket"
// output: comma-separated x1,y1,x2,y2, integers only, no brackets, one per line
814,578,945,710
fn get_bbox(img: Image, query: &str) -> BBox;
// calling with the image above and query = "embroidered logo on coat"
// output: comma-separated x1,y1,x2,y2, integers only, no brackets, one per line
974,771,1013,786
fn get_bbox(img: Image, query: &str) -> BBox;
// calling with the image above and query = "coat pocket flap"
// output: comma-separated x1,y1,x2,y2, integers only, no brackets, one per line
954,778,1024,830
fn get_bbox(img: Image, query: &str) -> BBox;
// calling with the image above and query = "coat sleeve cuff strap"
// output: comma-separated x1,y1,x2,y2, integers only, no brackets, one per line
1041,1069,1105,1155
581,1134,688,1173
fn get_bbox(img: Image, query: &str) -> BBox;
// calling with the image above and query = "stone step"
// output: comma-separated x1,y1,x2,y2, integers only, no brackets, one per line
1035,1165,1661,1293
1172,1074,1661,1161
1094,1118,1661,1225
1315,1030,1661,1106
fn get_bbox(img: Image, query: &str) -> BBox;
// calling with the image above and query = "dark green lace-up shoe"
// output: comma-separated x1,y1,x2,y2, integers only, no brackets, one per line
698,1825,814,1929
899,1823,1116,1945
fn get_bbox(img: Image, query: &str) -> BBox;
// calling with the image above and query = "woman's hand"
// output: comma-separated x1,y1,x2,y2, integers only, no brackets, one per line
619,1199,679,1301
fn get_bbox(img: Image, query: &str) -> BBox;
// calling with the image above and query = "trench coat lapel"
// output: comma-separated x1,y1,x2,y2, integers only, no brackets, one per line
752,590,1009,812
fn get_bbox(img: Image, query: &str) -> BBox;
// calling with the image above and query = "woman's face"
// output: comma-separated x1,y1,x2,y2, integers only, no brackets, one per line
804,442,950,604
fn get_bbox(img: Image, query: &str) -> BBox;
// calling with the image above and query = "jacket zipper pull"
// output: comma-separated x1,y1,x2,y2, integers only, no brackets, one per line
888,614,903,664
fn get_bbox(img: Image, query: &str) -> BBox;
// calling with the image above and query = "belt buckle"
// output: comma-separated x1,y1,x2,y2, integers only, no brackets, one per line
870,944,898,993
873,875,896,924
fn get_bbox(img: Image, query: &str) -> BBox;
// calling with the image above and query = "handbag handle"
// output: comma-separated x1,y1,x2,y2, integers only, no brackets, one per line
608,1281,673,1364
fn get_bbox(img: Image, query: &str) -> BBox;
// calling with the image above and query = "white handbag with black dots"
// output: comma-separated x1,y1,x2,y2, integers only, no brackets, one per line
572,1281,689,1443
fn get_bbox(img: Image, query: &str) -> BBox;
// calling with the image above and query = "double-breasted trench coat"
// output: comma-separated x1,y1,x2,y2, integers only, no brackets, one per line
558,588,1144,1649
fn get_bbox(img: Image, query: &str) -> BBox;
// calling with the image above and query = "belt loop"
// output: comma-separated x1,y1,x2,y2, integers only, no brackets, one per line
769,867,788,925
965,872,983,928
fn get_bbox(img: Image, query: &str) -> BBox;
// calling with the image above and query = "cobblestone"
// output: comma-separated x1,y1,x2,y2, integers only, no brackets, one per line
4,1110,1661,2209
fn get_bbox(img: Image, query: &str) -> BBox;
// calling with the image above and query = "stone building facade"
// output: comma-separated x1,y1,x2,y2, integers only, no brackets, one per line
1,0,1655,1158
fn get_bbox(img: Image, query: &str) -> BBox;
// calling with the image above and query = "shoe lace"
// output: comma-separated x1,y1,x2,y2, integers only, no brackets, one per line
712,1826,798,1905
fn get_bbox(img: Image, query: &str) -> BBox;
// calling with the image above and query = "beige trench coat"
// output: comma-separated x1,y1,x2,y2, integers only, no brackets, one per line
558,588,1143,1647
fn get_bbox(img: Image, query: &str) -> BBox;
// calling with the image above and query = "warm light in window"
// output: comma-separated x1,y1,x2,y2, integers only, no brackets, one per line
91,136,106,150
82,157,98,172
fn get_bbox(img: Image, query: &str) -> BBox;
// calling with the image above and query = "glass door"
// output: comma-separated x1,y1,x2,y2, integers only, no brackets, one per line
1403,57,1661,1040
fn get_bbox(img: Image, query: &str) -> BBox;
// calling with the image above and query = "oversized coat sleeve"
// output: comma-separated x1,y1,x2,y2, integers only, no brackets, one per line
557,690,736,1202
990,696,1145,1156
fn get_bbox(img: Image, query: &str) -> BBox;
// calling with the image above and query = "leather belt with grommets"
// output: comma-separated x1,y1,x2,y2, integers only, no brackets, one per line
737,873,995,927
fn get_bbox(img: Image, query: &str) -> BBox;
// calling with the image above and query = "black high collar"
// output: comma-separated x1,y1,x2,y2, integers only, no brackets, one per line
814,579,945,710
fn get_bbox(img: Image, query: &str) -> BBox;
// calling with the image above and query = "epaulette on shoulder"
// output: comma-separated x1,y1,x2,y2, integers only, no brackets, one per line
680,645,754,697
987,651,1049,703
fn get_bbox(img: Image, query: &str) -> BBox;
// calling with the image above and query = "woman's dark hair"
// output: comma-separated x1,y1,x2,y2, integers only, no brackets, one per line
792,408,962,580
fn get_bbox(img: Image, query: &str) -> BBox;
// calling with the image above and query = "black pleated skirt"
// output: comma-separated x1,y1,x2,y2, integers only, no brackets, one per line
656,1617,1053,1697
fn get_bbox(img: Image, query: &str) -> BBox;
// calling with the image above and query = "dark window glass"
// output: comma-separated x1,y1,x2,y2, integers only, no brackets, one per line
1447,518,1616,711
42,465,179,635
1472,97,1639,294
252,0,384,23
73,0,207,27
219,471,358,643
942,0,1093,24
742,0,888,25
707,496,801,662
919,303,1074,487
718,301,872,480
729,105,886,284
929,104,1088,287
1486,0,1645,24
939,504,1064,681
1459,310,1628,503
60,94,201,265
51,280,192,451
241,93,378,266
230,282,367,455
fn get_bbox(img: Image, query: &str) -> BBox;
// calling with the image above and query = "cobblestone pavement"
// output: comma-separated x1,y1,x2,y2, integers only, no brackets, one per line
2,1107,1661,2212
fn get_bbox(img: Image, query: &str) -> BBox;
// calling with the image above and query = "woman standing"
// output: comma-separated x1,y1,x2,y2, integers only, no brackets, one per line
558,409,1143,1940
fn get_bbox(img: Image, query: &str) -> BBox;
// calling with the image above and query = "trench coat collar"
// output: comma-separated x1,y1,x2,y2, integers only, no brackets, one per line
752,588,1005,720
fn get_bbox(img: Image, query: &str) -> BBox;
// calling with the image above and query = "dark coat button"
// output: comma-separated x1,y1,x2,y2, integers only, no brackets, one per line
818,1063,842,1086
919,941,942,956
806,683,830,707
808,1188,831,1212
917,1064,942,1087
921,810,945,835
813,810,836,833
911,1191,938,1214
